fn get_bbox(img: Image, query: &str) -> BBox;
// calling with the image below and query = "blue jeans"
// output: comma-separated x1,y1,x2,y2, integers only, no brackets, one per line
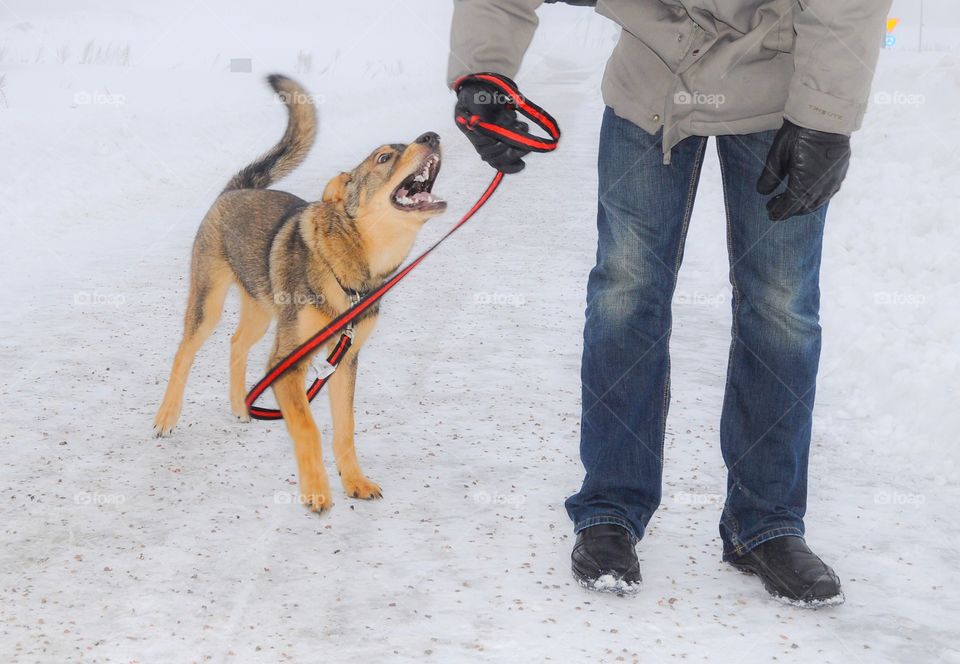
564,107,827,560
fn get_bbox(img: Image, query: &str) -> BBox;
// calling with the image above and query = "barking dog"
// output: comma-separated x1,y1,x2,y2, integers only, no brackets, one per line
153,74,446,512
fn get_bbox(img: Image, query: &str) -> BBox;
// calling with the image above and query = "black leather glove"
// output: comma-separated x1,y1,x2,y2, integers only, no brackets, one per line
757,119,852,221
455,81,531,174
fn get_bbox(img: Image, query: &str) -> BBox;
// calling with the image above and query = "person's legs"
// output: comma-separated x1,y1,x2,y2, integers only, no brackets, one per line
565,107,707,542
715,132,828,560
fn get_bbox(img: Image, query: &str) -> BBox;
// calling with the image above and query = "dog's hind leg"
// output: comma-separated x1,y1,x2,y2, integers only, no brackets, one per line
229,293,272,421
328,354,382,500
153,262,232,437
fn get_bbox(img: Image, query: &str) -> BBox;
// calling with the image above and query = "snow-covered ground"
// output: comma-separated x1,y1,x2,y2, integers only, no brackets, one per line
1,2,959,662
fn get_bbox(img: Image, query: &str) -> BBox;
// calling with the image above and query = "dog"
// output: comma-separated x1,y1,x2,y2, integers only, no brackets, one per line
153,74,446,512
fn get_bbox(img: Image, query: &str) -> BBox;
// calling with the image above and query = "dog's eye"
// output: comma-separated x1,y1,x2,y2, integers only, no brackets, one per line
376,152,392,164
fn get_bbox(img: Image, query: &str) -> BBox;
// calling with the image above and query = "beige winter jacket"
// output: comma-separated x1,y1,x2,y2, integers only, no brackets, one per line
448,0,892,162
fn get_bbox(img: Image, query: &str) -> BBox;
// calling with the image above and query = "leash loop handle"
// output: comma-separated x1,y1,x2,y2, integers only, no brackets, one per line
453,73,561,153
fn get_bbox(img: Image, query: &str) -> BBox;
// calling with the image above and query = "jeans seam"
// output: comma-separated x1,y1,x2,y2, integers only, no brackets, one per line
716,140,741,421
659,136,709,448
715,140,743,540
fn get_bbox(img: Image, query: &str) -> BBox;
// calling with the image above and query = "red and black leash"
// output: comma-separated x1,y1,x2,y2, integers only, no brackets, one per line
452,73,561,153
245,73,560,420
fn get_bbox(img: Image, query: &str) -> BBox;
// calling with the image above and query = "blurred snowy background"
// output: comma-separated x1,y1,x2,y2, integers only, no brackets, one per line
1,1,958,662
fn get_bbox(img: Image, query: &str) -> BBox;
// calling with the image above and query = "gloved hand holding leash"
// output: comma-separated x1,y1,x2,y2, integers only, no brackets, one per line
453,73,559,174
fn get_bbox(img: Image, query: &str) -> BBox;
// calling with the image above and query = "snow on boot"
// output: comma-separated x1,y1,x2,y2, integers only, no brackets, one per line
729,535,844,607
571,524,642,595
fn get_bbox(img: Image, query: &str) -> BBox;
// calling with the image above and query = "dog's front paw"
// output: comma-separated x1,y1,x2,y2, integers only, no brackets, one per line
341,474,383,500
300,474,334,513
153,402,181,437
231,404,251,423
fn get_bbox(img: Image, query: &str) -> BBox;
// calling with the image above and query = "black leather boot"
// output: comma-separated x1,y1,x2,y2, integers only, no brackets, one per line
571,524,641,595
730,536,844,607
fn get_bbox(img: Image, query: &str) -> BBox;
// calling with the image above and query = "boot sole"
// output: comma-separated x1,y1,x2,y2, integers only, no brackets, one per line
572,570,642,596
730,562,844,608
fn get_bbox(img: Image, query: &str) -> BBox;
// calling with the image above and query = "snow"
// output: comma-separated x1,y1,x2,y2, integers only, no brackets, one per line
1,2,959,662
578,574,643,597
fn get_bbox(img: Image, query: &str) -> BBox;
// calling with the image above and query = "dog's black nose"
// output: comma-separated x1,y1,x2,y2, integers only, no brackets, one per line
415,132,440,148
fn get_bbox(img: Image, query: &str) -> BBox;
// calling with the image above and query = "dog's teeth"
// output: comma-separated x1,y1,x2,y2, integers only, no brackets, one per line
412,157,436,183
410,191,441,204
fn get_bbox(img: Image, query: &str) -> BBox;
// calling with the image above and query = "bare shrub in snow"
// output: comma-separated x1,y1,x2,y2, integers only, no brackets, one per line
79,41,131,66
296,50,313,73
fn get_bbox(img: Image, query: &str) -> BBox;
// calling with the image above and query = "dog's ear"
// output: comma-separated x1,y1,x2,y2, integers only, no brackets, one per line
322,172,351,204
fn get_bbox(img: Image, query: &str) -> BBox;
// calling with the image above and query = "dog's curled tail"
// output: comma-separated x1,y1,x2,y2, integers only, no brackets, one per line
223,74,318,192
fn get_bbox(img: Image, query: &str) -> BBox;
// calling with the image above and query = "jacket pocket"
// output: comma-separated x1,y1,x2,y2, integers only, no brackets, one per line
760,0,796,54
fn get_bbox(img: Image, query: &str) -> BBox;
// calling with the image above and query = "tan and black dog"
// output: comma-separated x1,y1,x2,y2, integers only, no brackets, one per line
153,74,446,512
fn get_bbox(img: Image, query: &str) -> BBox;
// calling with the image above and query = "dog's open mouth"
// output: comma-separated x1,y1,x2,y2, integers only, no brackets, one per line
392,153,446,212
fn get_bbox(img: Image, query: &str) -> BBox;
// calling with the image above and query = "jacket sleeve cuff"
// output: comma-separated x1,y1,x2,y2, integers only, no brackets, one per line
447,65,495,89
783,78,867,135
